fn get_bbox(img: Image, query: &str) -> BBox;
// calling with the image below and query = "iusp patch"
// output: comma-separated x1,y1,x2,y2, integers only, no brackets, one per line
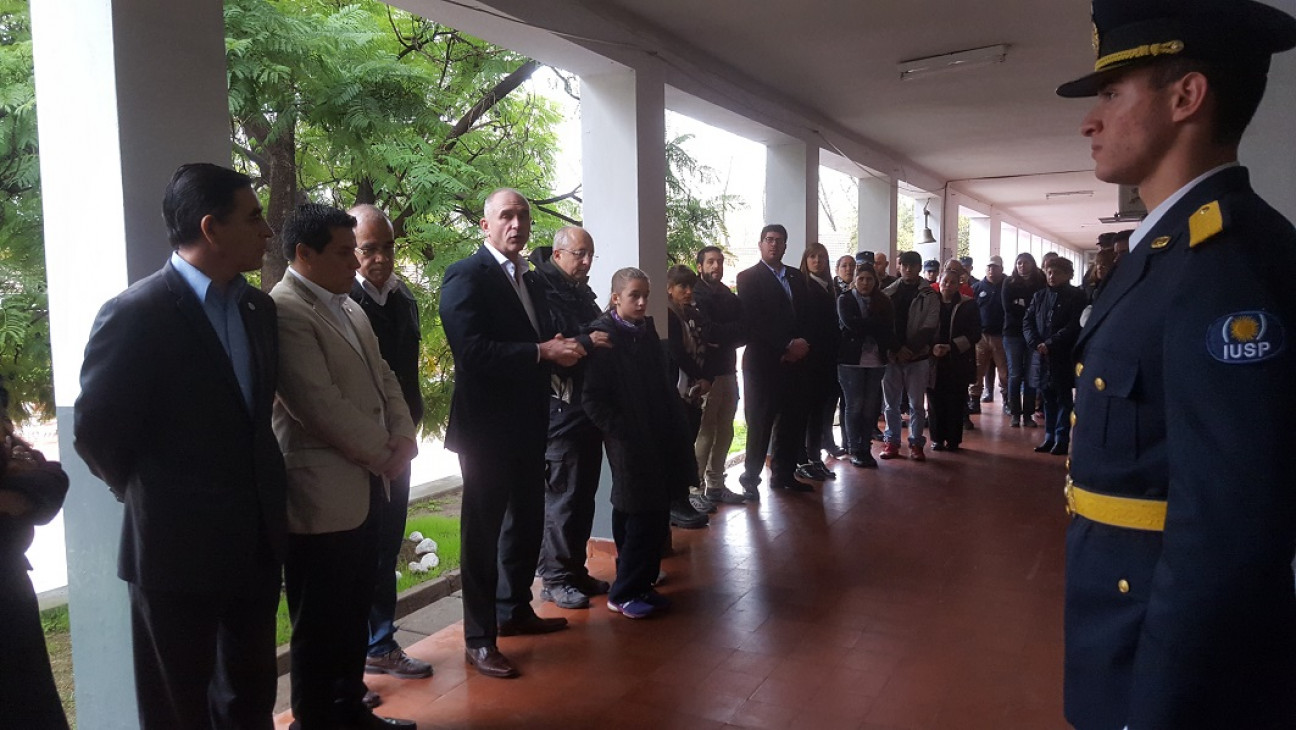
1207,311,1285,364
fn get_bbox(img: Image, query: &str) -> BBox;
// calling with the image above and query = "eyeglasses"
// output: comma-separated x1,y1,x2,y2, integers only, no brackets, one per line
555,248,597,261
357,245,396,258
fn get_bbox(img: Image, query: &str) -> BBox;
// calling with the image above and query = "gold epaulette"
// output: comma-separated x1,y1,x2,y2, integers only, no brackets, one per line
1189,201,1224,248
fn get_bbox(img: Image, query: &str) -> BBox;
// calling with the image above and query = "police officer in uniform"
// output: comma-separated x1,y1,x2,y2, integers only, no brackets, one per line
1057,2,1296,728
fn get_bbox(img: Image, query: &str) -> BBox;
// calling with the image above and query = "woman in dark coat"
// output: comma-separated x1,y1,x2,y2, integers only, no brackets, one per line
798,242,845,479
836,267,895,467
1001,252,1047,428
929,271,982,452
583,268,697,620
0,377,70,729
1023,257,1086,455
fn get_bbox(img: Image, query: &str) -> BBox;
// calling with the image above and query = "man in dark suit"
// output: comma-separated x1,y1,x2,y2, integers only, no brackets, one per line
272,204,417,730
439,188,585,678
346,204,433,685
1057,2,1296,728
74,163,287,730
735,224,812,498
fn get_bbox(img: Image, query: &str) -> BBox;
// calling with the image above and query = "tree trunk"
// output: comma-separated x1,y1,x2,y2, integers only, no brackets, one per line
260,124,297,292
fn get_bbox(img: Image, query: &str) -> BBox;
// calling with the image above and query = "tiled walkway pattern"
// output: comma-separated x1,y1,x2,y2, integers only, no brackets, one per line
277,413,1071,729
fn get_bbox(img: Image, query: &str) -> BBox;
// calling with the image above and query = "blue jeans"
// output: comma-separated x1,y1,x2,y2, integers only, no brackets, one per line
838,365,885,455
1041,385,1074,444
367,471,411,656
882,359,931,446
1003,334,1036,417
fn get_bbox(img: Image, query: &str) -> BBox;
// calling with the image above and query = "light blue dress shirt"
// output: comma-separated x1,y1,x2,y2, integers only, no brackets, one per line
170,252,254,411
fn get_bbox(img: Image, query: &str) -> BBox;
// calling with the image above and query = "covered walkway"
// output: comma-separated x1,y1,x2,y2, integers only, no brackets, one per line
280,414,1070,729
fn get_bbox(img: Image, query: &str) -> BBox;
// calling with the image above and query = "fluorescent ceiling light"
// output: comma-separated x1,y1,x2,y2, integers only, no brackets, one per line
1046,190,1094,199
898,44,1009,80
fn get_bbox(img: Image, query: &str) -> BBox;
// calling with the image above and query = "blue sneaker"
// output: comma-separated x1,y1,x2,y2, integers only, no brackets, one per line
607,597,655,619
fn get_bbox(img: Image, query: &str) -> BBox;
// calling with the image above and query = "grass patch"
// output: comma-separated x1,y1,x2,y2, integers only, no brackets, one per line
40,604,76,728
728,418,747,457
274,513,461,646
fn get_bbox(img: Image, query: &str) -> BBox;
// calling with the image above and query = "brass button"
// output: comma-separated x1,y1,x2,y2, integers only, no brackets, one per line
1075,362,1084,377
1065,458,1071,470
1070,412,1077,427
1118,579,1130,594
1094,377,1106,392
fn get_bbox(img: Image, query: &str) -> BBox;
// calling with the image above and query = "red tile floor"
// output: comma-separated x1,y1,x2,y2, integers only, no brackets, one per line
276,410,1072,729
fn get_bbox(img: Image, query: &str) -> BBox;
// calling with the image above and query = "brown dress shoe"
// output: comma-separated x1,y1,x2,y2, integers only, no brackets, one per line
365,648,433,679
465,645,519,678
497,614,568,636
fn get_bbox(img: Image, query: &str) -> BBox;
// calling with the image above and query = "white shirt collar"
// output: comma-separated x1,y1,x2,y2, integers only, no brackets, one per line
355,272,401,306
288,266,351,312
1129,162,1238,251
484,243,525,281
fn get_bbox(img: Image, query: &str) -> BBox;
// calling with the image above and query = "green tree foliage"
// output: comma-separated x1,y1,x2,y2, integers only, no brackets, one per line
0,1,49,418
664,133,742,265
225,0,568,436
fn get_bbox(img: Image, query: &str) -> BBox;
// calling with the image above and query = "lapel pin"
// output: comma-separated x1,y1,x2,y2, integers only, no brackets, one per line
247,302,256,310
1150,236,1170,250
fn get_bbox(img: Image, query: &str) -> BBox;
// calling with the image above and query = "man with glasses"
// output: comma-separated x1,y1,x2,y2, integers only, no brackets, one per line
530,226,613,610
346,205,433,692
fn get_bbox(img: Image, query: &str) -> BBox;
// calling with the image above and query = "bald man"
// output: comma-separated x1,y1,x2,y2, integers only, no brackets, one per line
439,189,586,678
346,205,433,686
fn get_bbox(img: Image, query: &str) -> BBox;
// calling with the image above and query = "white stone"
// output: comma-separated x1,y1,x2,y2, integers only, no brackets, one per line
414,538,438,555
408,561,428,574
419,553,440,570
408,531,424,542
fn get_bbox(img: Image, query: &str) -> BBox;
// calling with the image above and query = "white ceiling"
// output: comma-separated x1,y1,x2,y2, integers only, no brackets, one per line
410,0,1150,248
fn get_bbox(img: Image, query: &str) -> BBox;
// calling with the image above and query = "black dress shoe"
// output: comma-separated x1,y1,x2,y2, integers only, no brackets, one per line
738,473,761,501
826,446,849,459
794,464,826,482
775,478,814,492
1034,441,1056,453
362,690,382,709
930,442,947,452
465,646,519,678
497,614,568,636
850,454,877,468
1050,443,1069,456
811,461,836,480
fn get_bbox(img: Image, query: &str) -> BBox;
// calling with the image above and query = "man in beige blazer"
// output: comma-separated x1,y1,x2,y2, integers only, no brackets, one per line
271,203,418,730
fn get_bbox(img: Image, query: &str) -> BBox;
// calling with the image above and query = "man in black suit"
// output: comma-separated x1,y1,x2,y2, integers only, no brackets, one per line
439,188,586,678
74,163,287,730
735,224,812,498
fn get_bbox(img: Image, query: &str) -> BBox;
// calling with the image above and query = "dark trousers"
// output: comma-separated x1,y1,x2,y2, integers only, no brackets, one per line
838,365,885,455
367,470,411,657
1041,386,1074,445
128,539,280,730
801,358,839,462
742,362,809,482
928,373,970,447
459,449,545,649
1004,334,1037,417
538,424,604,587
0,564,69,730
609,509,670,604
286,481,382,727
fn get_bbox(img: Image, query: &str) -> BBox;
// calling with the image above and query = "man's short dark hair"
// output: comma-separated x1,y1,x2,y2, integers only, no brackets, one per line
162,163,254,247
695,245,724,267
282,203,357,261
760,224,788,241
667,264,698,289
1148,58,1268,146
898,250,923,267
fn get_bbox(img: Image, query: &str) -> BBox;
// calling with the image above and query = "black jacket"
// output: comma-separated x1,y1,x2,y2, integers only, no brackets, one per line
582,314,695,513
1001,274,1045,337
1023,284,1085,390
691,278,745,378
972,277,1006,336
836,291,896,365
736,261,809,376
531,260,602,439
350,278,424,425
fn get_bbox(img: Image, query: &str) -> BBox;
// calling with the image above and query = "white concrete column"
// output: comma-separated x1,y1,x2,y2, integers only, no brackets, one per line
856,175,896,260
579,65,667,542
580,65,668,324
32,0,232,724
765,141,818,262
969,216,991,271
988,211,1003,260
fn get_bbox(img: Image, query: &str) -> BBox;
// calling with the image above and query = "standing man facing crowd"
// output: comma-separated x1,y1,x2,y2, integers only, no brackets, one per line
440,189,584,679
736,225,812,497
75,163,287,730
272,204,417,729
692,246,748,505
1058,1,1296,728
532,226,611,610
970,256,1007,413
346,205,434,685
